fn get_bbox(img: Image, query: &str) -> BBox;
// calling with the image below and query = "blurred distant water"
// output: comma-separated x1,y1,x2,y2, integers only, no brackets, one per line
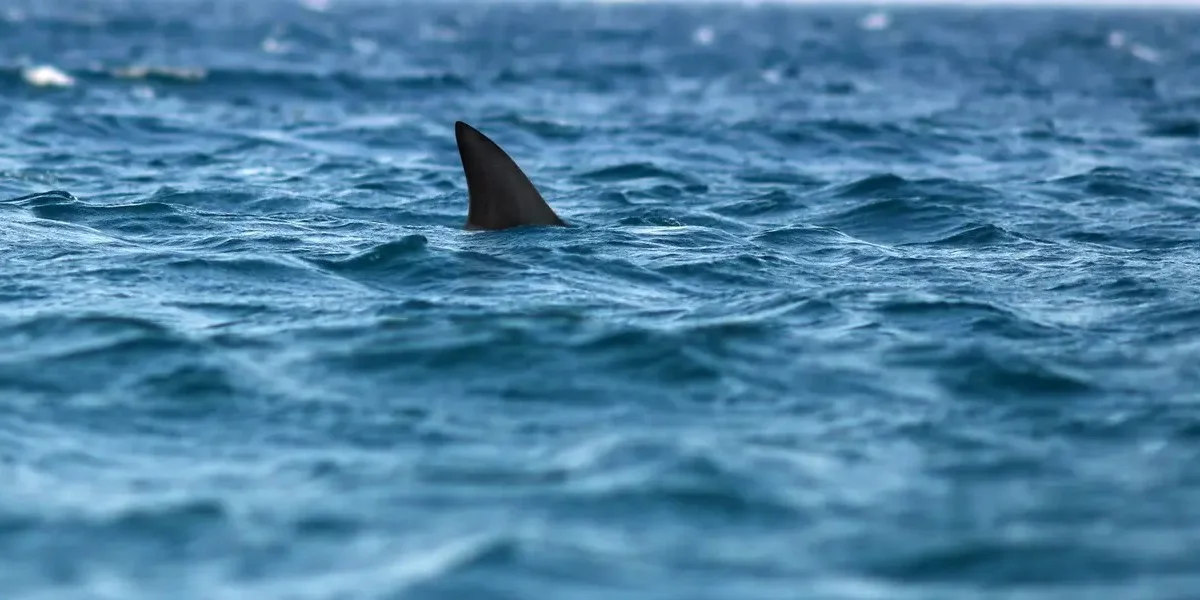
3,1,1200,598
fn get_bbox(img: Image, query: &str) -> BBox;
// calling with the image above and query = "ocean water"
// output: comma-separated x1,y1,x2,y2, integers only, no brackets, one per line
3,0,1200,598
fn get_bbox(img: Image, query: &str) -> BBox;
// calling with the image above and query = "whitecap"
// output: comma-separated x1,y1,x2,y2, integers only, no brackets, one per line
1130,44,1162,63
23,65,75,88
860,11,890,31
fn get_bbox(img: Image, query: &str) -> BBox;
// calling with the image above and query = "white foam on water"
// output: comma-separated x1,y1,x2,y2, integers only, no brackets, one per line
23,65,75,88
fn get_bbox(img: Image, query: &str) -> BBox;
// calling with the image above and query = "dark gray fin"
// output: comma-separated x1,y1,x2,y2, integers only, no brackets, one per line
455,120,566,230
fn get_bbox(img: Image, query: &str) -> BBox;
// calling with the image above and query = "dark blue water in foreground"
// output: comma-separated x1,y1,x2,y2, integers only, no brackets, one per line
4,1,1200,597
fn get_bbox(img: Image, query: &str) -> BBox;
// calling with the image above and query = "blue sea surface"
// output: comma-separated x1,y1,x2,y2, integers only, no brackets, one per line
3,0,1200,598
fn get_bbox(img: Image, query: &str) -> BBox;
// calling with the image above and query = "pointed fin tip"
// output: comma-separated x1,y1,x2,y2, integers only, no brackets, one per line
455,120,567,231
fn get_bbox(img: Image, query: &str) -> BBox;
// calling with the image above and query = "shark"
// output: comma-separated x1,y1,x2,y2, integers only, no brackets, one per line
454,120,568,231
5,120,568,231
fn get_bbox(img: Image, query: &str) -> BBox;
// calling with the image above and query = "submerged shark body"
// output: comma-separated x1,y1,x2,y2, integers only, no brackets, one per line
454,121,566,231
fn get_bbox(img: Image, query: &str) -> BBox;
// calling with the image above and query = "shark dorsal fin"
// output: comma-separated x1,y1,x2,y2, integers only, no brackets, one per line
455,120,566,230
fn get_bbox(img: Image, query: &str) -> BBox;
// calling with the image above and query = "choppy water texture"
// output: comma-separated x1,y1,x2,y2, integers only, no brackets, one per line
3,1,1200,598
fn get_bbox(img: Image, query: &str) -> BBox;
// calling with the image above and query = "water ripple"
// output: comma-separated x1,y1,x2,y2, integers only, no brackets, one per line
3,1,1200,598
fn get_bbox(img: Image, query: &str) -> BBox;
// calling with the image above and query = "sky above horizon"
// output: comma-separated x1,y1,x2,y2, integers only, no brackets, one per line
587,0,1200,6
